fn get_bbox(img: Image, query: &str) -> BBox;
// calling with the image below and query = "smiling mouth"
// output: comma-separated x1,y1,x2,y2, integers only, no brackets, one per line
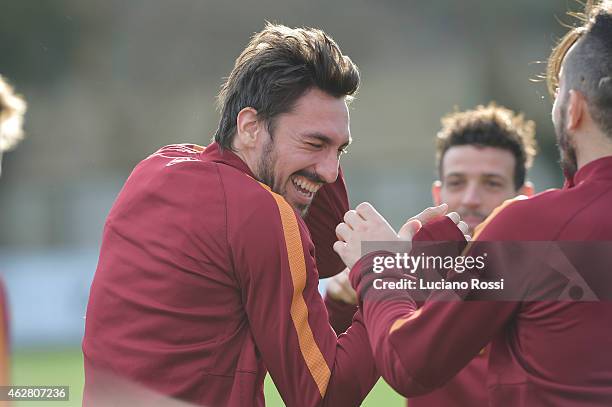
290,175,322,199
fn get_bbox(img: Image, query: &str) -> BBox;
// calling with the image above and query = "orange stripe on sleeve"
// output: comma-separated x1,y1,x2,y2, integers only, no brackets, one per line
389,309,422,334
262,185,331,398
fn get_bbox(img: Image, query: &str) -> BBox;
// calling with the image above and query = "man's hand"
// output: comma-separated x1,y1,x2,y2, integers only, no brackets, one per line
333,202,420,269
325,268,358,305
333,202,469,269
402,203,471,241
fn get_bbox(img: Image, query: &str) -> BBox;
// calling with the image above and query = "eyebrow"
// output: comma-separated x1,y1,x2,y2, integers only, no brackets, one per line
481,173,507,180
304,132,352,149
445,172,507,180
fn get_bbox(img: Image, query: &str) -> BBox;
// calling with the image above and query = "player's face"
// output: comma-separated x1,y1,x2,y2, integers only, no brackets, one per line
433,145,518,233
256,87,351,216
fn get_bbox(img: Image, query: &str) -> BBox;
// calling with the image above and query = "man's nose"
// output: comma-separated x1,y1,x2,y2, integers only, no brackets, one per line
461,183,482,208
316,152,340,184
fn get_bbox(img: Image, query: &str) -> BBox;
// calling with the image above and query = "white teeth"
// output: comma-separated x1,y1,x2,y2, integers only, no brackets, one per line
292,176,321,194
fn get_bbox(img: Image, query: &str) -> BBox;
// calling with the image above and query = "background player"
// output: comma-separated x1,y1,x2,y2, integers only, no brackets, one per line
431,103,536,235
326,102,537,406
0,75,26,177
0,75,27,390
414,103,537,406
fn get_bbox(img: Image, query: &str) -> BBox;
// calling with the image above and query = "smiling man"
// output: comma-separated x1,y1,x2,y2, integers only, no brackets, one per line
411,104,537,407
82,24,380,407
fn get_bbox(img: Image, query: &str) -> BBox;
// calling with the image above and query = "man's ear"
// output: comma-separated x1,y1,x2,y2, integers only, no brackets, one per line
566,89,586,132
432,180,442,205
518,181,534,197
234,107,260,150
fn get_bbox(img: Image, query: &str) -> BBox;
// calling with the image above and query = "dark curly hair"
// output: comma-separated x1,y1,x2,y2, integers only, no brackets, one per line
436,103,537,190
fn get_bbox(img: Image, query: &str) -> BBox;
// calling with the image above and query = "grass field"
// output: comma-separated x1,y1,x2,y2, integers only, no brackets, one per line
11,348,404,406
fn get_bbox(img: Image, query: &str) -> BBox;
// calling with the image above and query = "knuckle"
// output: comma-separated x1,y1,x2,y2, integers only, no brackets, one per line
357,202,372,212
422,207,434,216
344,210,357,222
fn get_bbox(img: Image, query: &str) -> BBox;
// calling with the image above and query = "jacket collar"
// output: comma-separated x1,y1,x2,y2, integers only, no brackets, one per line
201,142,256,179
567,155,612,187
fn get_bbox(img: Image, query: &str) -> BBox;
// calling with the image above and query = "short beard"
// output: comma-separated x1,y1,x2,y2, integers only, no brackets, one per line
255,136,278,193
556,105,578,179
253,133,315,218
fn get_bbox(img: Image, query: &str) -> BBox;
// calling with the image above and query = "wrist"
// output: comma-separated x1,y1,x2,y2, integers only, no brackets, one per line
349,250,394,291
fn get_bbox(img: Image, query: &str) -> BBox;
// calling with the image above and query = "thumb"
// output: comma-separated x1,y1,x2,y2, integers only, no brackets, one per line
398,219,422,240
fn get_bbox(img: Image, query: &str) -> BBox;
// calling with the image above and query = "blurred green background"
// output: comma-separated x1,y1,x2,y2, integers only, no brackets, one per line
0,0,578,405
12,348,403,406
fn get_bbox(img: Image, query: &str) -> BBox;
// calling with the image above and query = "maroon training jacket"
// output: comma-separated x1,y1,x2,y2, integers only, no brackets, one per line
351,156,612,406
83,143,376,406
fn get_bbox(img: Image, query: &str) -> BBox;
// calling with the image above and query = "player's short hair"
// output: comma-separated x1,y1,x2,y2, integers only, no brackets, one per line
547,0,612,138
214,23,360,150
435,103,537,190
0,75,27,153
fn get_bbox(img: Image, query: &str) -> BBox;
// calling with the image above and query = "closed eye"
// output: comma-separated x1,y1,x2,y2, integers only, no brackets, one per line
306,142,323,149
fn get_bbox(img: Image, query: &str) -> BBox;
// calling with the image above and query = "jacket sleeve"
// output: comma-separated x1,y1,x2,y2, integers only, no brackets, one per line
305,167,349,279
324,295,358,335
306,167,358,334
231,188,378,407
349,216,519,397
